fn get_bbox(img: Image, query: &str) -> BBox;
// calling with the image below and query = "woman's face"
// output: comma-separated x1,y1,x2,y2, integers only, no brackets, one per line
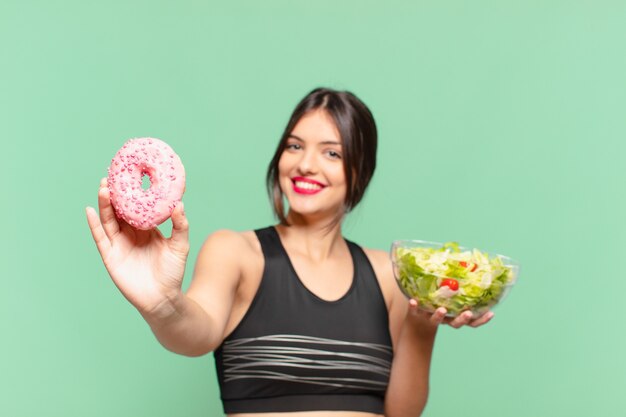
278,109,347,221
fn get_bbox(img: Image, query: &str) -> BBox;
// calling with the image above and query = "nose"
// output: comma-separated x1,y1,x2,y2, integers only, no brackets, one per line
296,149,318,175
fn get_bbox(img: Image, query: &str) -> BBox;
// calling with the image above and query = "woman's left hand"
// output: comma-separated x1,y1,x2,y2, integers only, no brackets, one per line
407,298,494,329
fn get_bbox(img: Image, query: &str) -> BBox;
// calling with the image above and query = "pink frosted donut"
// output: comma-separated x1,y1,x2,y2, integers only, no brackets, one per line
107,137,185,230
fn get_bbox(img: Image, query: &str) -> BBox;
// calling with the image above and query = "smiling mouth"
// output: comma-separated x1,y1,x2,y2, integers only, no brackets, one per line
292,178,325,194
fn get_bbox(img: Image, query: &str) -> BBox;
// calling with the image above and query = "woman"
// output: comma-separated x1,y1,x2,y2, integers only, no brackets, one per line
86,88,493,417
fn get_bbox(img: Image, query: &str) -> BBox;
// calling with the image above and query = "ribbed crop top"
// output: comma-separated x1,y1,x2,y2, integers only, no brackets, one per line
213,226,393,414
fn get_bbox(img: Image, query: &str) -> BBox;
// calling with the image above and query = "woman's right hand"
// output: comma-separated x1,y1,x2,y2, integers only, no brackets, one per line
86,178,190,321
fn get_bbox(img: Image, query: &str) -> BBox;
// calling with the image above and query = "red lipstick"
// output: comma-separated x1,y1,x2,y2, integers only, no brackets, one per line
292,176,325,195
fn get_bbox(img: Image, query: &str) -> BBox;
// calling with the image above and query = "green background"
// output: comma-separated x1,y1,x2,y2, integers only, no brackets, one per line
1,1,624,416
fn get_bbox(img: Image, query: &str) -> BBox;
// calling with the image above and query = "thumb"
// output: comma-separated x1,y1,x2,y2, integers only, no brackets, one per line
170,201,189,255
408,298,419,315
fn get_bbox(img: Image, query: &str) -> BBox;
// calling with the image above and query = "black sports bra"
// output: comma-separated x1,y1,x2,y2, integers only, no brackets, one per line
213,226,393,414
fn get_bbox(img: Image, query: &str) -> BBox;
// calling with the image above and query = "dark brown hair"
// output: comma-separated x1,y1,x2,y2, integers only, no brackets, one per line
266,87,378,224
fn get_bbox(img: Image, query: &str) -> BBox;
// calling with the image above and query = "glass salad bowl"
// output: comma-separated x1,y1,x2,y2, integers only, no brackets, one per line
391,240,520,318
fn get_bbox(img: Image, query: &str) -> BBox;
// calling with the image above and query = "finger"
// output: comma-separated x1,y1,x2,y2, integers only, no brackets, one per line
169,202,189,255
407,298,421,317
449,310,474,329
429,307,447,326
98,178,120,239
86,206,111,259
469,311,495,328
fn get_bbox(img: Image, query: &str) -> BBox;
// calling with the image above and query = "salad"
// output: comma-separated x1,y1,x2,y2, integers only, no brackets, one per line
392,241,517,316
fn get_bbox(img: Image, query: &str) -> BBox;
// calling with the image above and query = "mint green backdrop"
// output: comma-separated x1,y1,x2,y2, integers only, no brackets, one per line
1,1,624,416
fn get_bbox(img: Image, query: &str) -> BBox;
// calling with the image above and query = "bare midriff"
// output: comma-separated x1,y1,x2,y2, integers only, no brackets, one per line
229,412,383,417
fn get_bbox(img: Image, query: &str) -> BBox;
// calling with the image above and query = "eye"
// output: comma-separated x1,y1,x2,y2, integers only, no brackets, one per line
326,149,342,160
285,143,302,151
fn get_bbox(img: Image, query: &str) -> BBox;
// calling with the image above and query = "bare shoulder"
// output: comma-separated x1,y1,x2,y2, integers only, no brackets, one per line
189,228,264,301
362,246,408,348
197,229,261,259
186,229,265,346
362,248,392,277
192,228,264,287
361,247,395,308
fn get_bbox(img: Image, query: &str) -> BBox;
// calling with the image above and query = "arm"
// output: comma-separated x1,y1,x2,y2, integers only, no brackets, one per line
363,249,434,415
385,299,493,417
143,229,247,357
86,178,246,357
364,249,492,417
383,265,436,417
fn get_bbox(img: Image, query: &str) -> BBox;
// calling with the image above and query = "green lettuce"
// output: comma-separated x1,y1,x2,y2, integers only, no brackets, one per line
394,243,515,316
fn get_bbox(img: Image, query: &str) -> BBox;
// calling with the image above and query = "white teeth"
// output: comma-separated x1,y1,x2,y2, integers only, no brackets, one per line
295,181,322,190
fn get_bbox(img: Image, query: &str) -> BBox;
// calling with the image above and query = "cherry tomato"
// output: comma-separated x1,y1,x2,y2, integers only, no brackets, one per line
459,261,478,272
440,278,459,291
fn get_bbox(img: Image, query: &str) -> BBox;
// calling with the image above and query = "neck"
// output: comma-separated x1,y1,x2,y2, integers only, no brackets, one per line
276,210,345,261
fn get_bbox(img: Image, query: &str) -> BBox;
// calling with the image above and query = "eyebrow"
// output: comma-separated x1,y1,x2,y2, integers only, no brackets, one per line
288,134,341,146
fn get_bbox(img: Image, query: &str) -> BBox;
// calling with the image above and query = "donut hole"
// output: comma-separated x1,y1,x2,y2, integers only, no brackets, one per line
141,172,152,190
